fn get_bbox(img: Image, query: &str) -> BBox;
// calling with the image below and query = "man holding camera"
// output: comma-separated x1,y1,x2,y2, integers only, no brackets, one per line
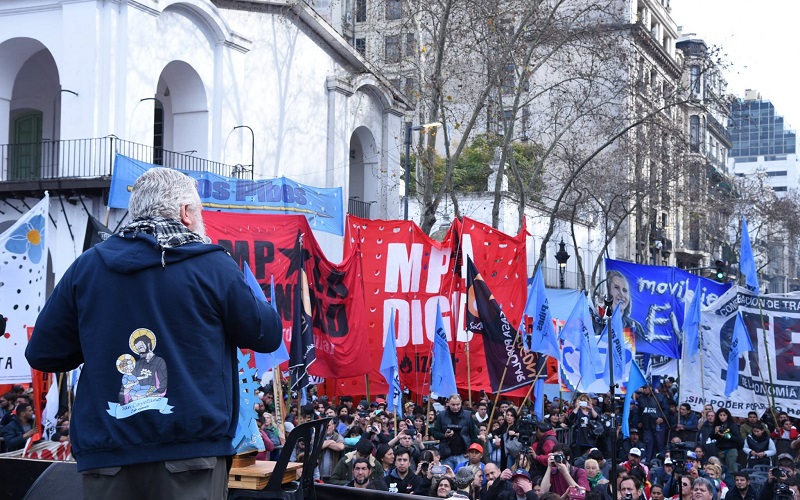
539,445,590,496
758,454,798,500
431,394,478,470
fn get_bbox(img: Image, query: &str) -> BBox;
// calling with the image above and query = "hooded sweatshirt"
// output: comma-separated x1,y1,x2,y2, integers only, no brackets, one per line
26,230,281,471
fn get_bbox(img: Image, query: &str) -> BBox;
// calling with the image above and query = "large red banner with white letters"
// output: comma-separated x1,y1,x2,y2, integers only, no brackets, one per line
203,212,370,379
328,216,528,398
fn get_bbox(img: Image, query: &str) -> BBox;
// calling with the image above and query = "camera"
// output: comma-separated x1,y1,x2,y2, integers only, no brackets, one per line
358,411,368,418
406,428,417,437
517,407,536,448
772,467,787,479
774,482,793,500
447,425,462,433
419,461,429,474
553,454,565,464
624,494,633,500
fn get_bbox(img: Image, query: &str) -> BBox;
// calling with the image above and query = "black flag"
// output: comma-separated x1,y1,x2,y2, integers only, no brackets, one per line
83,215,112,251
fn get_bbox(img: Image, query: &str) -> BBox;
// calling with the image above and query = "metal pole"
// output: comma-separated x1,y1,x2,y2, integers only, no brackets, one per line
605,295,617,500
233,125,255,178
403,122,412,220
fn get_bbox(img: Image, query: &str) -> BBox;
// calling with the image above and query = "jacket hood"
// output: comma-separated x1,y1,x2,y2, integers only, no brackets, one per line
94,232,225,274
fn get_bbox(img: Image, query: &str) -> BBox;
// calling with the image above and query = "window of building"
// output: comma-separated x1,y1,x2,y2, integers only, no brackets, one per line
766,170,787,177
355,38,366,55
500,64,515,94
689,65,700,96
774,186,788,191
689,115,699,152
355,0,367,22
384,35,401,63
386,0,402,20
404,77,417,102
406,33,416,58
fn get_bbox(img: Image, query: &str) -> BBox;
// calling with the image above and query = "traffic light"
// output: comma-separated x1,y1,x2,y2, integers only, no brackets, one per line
714,259,726,282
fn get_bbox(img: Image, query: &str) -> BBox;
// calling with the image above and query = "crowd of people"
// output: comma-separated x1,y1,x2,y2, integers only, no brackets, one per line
254,382,800,500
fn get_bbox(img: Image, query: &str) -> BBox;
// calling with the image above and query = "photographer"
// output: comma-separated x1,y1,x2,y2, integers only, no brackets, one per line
390,426,424,465
567,394,601,456
757,458,796,500
531,422,560,477
540,445,589,496
713,408,743,474
431,394,479,470
620,476,643,500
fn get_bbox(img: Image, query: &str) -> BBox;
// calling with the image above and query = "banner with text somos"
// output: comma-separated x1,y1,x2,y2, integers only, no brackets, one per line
109,154,344,235
681,286,800,418
203,212,369,379
604,259,731,358
332,216,530,398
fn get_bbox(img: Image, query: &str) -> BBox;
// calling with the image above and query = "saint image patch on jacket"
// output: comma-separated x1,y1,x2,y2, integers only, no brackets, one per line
107,328,173,418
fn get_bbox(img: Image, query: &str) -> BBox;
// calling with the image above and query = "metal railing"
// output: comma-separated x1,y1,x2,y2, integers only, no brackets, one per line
348,197,374,219
0,136,244,182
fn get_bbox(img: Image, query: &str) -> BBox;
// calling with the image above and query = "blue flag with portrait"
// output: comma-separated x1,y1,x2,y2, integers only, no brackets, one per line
605,259,731,358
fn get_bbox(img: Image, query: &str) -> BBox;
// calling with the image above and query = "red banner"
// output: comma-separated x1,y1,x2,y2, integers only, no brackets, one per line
328,216,529,399
203,212,370,379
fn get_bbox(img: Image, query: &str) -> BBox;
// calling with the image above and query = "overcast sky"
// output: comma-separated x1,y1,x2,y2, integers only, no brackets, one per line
670,0,800,130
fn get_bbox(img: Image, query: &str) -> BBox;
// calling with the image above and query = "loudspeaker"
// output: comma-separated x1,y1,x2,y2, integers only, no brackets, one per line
23,462,82,500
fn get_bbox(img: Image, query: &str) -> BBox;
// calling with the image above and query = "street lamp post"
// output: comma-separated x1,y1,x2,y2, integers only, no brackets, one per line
403,121,442,220
232,125,255,178
555,239,570,289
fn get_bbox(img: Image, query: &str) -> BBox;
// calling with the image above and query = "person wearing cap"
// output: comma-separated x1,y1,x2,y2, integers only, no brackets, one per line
757,453,797,500
621,447,650,478
530,421,559,476
453,466,477,498
456,443,486,473
652,457,676,494
618,428,645,462
485,467,538,500
727,471,756,500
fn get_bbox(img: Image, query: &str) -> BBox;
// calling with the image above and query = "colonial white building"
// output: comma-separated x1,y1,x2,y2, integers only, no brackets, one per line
0,0,409,281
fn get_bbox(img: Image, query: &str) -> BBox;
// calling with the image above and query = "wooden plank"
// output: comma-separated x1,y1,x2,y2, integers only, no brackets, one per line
227,461,303,491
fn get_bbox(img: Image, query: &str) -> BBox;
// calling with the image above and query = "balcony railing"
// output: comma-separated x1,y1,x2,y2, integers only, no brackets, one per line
348,197,374,219
0,136,245,183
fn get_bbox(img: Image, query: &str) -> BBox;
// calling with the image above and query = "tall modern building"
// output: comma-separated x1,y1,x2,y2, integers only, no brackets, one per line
729,90,799,194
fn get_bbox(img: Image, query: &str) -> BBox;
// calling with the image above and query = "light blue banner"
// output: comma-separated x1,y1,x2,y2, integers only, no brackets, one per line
109,154,344,235
604,259,731,358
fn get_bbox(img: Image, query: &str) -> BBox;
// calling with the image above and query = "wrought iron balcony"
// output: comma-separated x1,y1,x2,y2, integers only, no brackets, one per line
0,136,245,194
348,197,374,219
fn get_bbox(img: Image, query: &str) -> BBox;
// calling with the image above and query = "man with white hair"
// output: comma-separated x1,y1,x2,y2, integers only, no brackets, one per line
27,167,282,499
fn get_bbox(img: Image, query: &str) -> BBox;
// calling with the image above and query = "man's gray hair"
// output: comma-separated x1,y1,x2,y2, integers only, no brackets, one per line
128,168,200,219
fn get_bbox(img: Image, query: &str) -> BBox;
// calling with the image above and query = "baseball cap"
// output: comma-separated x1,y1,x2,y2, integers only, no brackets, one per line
629,428,639,434
511,468,531,481
686,451,698,460
777,453,795,466
664,458,673,465
536,422,553,433
467,443,484,454
629,448,642,457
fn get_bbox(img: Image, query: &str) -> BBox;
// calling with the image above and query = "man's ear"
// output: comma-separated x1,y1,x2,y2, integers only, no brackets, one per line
180,204,193,228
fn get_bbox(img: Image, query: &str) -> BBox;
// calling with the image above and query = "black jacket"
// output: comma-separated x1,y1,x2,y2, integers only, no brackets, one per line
367,469,426,495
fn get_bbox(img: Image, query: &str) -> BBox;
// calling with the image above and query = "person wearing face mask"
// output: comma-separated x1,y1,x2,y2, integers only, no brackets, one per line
566,394,600,457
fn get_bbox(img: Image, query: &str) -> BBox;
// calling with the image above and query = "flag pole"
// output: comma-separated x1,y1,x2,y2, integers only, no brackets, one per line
365,374,370,405
465,341,472,408
519,358,548,408
698,329,706,406
273,368,286,442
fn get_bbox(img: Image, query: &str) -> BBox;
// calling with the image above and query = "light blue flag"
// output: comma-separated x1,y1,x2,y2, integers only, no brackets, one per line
533,377,545,420
740,215,760,292
244,264,289,377
380,310,403,413
607,304,627,383
522,266,559,359
431,302,458,397
559,293,603,392
622,361,647,438
683,282,703,360
725,312,755,397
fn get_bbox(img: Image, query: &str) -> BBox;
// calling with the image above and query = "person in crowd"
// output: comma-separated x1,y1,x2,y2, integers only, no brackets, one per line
652,484,666,500
330,438,384,485
618,429,645,462
51,414,71,443
367,414,391,445
653,458,677,495
368,448,426,494
255,415,275,461
432,476,458,498
261,411,283,447
319,418,346,481
502,408,524,468
636,385,670,462
744,424,776,468
584,458,608,488
675,404,700,434
456,443,486,473
549,409,569,431
347,457,373,489
413,414,428,438
692,477,717,500
621,447,650,478
703,463,728,499
390,427,424,465
671,475,694,500
713,408,742,474
698,409,721,459
566,393,601,456
472,466,486,500
727,471,756,500
531,422,560,476
475,402,490,425
540,445,590,496
376,443,395,474
771,418,799,441
25,167,283,498
693,447,710,467
0,402,36,451
620,476,643,500
431,394,479,470
453,466,476,499
739,412,761,440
